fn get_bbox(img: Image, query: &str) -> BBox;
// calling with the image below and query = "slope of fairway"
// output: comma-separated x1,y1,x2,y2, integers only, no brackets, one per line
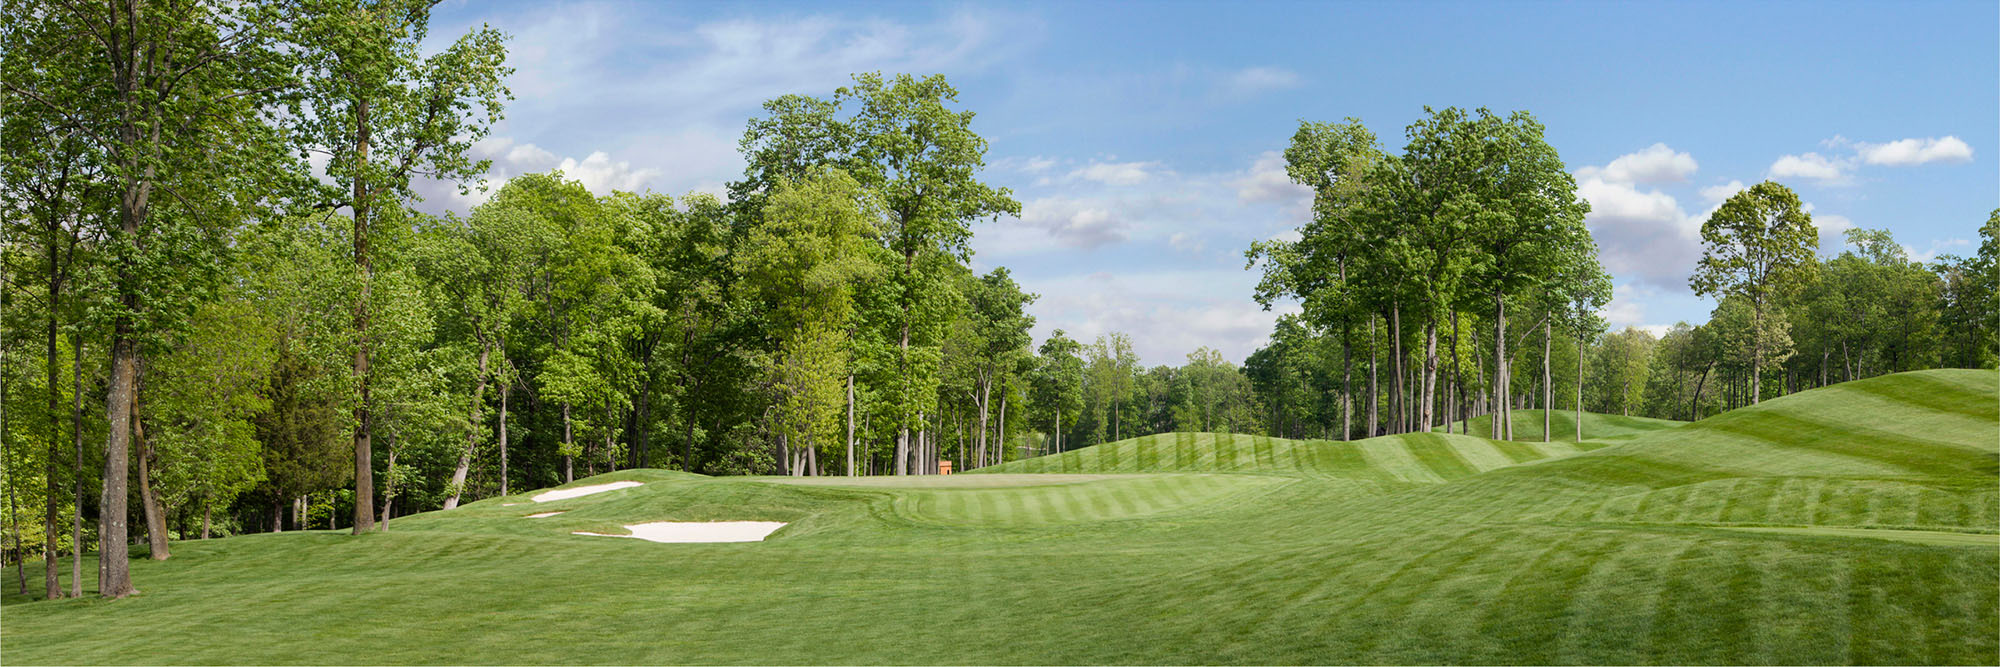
1438,409,1686,445
974,430,1588,482
3,370,1994,665
1391,369,2000,533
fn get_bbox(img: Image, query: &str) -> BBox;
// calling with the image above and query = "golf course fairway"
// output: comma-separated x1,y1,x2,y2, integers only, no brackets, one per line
3,369,1995,665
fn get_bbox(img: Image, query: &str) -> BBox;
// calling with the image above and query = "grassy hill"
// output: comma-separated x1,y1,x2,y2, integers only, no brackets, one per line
4,369,1995,664
1437,408,1686,443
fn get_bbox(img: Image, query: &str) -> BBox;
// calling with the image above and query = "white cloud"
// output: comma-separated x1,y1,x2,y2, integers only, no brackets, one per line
1023,269,1299,366
1599,284,1673,337
409,5,1039,215
1012,197,1129,249
1234,150,1310,206
1168,232,1204,253
1579,143,1698,184
1903,238,1971,262
1222,66,1301,96
1575,170,1702,291
555,152,661,194
1855,136,1974,166
1813,211,1856,254
1768,152,1852,184
1698,179,1747,204
1069,160,1162,186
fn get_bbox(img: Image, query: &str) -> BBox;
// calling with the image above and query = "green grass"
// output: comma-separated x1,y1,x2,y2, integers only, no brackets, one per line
1438,408,1687,445
4,369,1996,665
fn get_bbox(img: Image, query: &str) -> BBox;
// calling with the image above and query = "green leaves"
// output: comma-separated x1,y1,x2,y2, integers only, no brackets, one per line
1691,181,1818,304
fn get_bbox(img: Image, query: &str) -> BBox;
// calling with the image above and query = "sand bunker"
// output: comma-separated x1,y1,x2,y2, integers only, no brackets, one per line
524,511,565,518
531,481,644,503
572,521,787,544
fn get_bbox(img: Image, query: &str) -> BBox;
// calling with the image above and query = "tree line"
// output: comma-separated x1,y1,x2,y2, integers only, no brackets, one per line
4,0,1992,605
1241,112,1997,441
0,0,1279,601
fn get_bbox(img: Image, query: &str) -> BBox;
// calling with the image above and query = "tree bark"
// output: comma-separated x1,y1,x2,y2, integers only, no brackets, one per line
1543,320,1552,443
1492,289,1509,441
846,373,856,476
134,393,168,560
350,94,376,535
8,455,27,594
1750,293,1763,405
1576,333,1585,442
380,449,396,528
1390,303,1403,434
634,376,652,469
1367,315,1379,437
70,333,84,597
1449,310,1461,436
44,261,64,597
975,376,989,470
1420,318,1437,432
443,343,491,510
997,394,1008,466
498,378,509,495
1342,324,1353,441
98,272,140,597
562,402,574,484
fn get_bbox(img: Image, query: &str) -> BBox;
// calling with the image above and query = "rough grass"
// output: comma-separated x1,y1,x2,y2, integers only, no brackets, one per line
4,370,1996,665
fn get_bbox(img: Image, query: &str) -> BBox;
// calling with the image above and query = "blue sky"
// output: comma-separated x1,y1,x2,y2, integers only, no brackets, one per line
422,0,1996,367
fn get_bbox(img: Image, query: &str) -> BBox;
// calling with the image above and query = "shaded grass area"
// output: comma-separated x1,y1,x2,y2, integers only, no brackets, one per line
4,370,1996,665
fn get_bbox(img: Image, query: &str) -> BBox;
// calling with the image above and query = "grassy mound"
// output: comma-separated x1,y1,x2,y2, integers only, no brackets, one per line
4,370,1994,665
975,430,1590,481
1438,408,1686,443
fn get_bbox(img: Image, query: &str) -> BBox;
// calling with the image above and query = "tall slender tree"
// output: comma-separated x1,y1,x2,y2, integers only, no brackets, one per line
290,0,508,532
1690,181,1817,405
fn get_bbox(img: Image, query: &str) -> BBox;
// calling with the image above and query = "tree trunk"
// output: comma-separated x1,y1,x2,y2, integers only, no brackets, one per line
380,448,397,528
1342,324,1353,441
201,502,212,540
635,377,653,469
563,402,574,483
443,344,491,510
1543,320,1552,443
133,388,168,560
1420,317,1437,432
1456,309,1472,435
997,394,1008,466
498,379,510,495
1492,289,1508,442
1390,304,1403,434
846,374,857,476
1367,315,1379,437
975,376,989,471
1690,362,1713,422
1750,295,1763,405
70,333,84,597
1576,333,1585,442
8,457,27,594
350,94,377,536
43,277,63,597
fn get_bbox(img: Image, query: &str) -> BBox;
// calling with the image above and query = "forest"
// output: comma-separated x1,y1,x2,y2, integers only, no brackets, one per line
1,0,1995,606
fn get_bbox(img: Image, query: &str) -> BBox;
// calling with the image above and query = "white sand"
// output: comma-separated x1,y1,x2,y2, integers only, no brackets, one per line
572,521,787,544
531,481,644,503
524,511,565,518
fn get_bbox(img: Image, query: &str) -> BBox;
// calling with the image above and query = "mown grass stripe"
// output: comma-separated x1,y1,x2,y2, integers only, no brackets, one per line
1488,438,1545,464
1408,435,1480,480
1470,530,1623,664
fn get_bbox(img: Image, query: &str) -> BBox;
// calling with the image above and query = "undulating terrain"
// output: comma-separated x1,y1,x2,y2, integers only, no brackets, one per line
5,370,1996,665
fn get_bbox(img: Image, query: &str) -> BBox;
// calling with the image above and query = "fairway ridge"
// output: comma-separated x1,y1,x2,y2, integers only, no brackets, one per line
3,370,1995,665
